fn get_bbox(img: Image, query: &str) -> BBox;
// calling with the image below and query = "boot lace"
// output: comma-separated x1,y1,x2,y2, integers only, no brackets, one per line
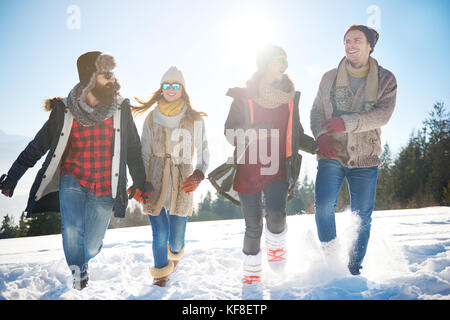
241,275,261,285
267,248,286,262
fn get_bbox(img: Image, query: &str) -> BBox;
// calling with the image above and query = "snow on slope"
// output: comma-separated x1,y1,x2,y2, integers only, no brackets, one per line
0,207,449,300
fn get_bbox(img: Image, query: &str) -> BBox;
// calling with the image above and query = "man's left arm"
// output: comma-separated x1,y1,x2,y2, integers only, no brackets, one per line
341,73,397,133
125,106,146,191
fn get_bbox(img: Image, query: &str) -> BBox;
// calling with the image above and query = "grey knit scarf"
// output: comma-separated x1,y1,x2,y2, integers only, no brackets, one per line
67,83,118,127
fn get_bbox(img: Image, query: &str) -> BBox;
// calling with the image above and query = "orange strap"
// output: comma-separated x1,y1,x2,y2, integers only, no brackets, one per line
248,99,254,124
267,248,287,262
286,100,294,158
242,275,261,285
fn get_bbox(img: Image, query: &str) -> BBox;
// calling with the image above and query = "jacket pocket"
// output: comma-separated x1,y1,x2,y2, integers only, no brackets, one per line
365,130,380,157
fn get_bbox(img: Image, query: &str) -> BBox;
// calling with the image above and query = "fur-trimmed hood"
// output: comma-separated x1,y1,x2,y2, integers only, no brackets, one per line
43,97,64,112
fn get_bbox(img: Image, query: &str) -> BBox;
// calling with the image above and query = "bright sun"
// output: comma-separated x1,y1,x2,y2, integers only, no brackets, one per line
221,8,279,75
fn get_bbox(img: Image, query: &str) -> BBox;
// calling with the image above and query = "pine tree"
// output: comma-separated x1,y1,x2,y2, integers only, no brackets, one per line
212,193,242,219
0,214,18,239
287,175,315,214
376,143,394,209
17,212,30,237
26,212,61,237
388,101,449,208
391,129,428,207
422,102,450,205
109,203,149,229
197,191,213,213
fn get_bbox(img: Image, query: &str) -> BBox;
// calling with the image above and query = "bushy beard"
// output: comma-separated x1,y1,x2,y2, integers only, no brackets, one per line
91,80,121,105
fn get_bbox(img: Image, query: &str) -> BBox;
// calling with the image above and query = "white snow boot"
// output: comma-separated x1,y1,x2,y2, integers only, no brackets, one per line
320,238,347,275
242,251,262,285
265,225,287,273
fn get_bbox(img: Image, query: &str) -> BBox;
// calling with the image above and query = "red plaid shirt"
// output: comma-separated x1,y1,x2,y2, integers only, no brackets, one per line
60,117,114,196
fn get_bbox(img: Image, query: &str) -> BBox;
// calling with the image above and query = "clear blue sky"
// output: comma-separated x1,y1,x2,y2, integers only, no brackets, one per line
0,0,449,188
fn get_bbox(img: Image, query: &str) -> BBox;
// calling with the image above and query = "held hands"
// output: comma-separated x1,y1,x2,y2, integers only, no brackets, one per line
0,174,17,198
127,182,154,205
317,135,338,158
142,182,154,201
320,117,345,135
180,169,204,194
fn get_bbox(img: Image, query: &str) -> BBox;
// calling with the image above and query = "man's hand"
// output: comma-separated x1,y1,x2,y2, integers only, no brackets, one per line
317,135,338,158
0,174,17,198
320,117,346,135
127,182,154,205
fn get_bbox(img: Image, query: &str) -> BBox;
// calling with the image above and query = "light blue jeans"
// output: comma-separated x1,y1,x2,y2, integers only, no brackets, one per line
59,174,114,280
314,159,378,268
148,208,188,269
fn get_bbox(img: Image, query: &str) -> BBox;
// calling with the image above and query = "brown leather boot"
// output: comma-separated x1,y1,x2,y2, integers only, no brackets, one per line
150,261,174,287
152,275,169,287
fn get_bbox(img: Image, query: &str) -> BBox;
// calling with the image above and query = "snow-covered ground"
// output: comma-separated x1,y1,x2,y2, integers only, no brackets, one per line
0,207,449,300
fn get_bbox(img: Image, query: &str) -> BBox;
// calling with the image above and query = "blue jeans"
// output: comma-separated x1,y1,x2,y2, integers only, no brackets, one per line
59,174,114,280
148,208,188,269
314,159,378,268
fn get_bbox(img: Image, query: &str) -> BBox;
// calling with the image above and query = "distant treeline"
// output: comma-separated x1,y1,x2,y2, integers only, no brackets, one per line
1,102,448,239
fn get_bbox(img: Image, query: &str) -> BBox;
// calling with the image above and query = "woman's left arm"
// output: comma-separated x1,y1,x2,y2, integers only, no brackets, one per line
194,118,210,174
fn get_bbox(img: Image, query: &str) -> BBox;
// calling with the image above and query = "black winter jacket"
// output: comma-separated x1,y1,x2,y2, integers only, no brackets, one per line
7,97,145,218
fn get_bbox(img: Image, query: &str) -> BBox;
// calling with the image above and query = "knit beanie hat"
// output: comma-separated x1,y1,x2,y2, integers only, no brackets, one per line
256,44,287,71
160,66,185,87
76,51,116,101
344,24,379,54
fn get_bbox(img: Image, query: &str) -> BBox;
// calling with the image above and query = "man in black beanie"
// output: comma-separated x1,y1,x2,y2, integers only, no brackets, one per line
0,51,152,290
310,25,397,275
344,24,379,54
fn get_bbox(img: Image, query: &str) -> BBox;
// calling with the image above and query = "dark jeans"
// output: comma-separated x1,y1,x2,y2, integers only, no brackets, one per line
238,179,288,255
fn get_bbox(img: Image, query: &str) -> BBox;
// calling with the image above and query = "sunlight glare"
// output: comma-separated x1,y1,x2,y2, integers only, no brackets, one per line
221,8,278,76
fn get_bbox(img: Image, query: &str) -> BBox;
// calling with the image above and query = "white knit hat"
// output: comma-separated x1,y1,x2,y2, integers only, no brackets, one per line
160,66,185,87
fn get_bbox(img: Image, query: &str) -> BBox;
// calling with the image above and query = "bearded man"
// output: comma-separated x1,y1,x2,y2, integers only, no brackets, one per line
0,51,152,290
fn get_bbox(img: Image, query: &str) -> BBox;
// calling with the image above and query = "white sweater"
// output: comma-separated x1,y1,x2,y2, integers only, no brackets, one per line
141,105,210,177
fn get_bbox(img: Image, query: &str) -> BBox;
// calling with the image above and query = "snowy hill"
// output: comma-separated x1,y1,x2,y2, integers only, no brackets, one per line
0,130,42,222
0,129,31,165
0,207,449,300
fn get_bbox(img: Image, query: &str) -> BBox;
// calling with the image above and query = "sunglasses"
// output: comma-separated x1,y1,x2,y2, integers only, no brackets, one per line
272,55,288,65
162,83,182,90
101,71,115,80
